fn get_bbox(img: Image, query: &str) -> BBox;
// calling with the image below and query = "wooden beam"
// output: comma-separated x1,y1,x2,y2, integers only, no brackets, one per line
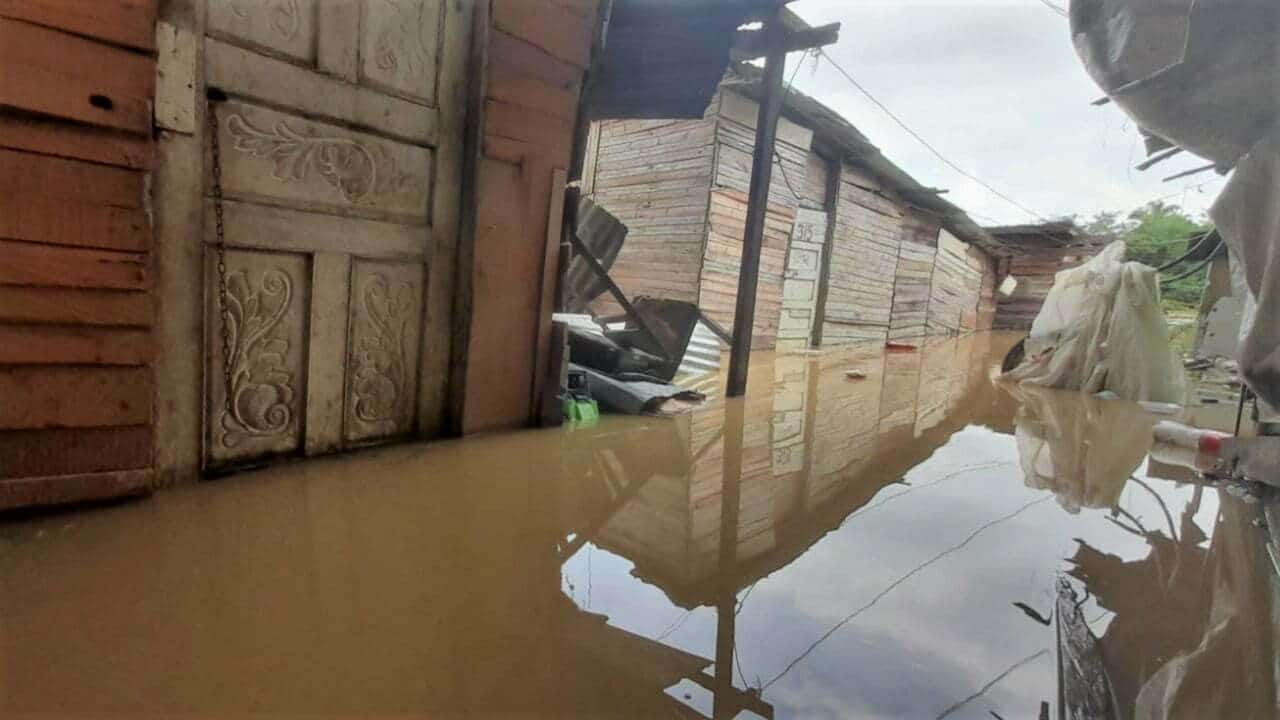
726,12,788,397
731,22,841,61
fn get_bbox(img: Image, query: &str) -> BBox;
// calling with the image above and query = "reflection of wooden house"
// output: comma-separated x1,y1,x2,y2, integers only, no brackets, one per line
580,335,1002,608
582,68,1003,351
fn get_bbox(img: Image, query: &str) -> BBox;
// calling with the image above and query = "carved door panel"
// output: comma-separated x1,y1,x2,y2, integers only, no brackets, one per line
778,209,828,348
200,0,469,469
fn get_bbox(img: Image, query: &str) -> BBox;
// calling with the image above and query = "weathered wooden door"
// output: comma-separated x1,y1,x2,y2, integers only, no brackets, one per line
200,0,469,469
777,208,827,348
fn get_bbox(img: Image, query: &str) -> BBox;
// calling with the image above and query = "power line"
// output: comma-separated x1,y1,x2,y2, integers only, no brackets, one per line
816,48,1053,225
1037,0,1068,18
771,49,815,202
761,495,1052,691
935,649,1049,719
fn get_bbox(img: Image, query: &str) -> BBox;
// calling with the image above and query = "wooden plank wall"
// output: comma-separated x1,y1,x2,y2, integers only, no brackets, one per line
583,113,717,311
993,236,1096,329
0,4,158,509
462,0,598,433
970,246,998,331
926,228,984,334
820,163,903,345
889,210,939,341
699,91,813,349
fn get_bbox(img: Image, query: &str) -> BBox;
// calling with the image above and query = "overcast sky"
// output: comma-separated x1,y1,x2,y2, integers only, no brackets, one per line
784,0,1225,226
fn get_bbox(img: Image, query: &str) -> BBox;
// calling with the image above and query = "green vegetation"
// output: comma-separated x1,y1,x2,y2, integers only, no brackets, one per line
1083,201,1213,308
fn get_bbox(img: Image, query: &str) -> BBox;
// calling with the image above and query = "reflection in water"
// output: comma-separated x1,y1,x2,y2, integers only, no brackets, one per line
1,332,1275,718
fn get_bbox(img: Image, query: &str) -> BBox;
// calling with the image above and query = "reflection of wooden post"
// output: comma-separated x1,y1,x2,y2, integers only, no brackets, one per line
726,16,787,398
713,398,744,719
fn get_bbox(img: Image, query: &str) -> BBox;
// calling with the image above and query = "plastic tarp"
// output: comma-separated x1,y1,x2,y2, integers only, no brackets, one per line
1002,241,1184,402
1070,0,1280,413
1211,131,1280,414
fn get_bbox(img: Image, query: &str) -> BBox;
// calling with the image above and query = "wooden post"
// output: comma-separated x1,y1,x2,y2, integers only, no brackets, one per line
725,16,788,397
810,153,840,348
713,398,744,720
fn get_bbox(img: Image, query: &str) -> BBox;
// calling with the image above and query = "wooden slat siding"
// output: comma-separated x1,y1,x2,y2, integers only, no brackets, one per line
0,18,155,135
484,98,575,165
491,0,593,68
0,286,152,327
0,195,149,252
0,426,152,480
0,240,147,291
713,117,810,210
0,8,156,507
0,115,152,170
993,232,1101,329
464,0,597,433
0,469,152,512
0,366,151,429
0,149,145,208
0,0,157,52
488,28,583,92
0,326,150,365
890,210,940,341
698,190,794,349
586,115,718,313
820,162,903,344
800,151,829,210
974,248,998,331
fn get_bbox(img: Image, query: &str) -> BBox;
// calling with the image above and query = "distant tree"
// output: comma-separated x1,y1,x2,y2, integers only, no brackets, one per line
1081,202,1212,306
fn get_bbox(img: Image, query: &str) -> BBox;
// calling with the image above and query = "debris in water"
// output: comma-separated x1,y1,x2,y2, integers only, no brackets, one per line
845,369,866,380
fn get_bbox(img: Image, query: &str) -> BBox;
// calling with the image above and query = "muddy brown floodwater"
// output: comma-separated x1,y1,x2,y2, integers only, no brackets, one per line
2,332,1276,719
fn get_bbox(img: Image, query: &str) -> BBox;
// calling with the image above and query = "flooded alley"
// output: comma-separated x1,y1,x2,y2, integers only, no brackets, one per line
2,333,1276,719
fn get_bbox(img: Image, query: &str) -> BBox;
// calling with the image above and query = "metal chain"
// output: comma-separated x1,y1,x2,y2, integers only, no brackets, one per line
207,101,235,419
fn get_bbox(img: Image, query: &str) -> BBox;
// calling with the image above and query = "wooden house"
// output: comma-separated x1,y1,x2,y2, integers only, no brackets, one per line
0,0,791,509
986,222,1105,330
582,67,1003,351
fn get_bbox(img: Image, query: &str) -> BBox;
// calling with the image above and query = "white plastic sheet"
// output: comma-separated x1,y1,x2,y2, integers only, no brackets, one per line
1212,131,1280,416
1002,241,1184,403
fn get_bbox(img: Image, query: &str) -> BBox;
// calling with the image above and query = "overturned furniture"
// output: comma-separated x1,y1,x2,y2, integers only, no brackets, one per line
558,199,711,415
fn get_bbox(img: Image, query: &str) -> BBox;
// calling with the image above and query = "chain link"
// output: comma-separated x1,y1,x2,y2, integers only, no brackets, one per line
208,101,234,419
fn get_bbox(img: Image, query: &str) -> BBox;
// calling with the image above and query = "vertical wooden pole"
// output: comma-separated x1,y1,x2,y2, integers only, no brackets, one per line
712,398,744,719
726,18,788,398
810,154,840,348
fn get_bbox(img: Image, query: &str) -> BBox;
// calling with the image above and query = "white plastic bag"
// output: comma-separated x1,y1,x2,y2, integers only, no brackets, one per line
1002,241,1184,403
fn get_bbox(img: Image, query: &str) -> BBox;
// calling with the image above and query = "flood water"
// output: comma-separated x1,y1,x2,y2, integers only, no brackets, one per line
2,332,1276,719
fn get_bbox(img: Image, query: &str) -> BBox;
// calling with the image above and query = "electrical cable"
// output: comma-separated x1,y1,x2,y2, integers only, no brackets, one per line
815,48,1053,225
1036,0,1068,18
